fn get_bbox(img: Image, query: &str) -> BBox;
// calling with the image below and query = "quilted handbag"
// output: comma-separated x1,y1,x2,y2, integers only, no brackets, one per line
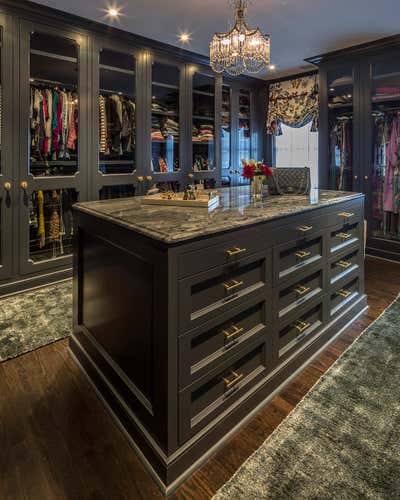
267,167,311,195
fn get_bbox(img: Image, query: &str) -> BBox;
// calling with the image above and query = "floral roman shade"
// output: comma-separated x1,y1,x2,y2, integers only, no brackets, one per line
266,74,319,135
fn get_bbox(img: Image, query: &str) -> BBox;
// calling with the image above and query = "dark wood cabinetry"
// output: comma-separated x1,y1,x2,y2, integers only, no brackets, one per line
307,36,400,262
0,0,264,295
71,191,366,494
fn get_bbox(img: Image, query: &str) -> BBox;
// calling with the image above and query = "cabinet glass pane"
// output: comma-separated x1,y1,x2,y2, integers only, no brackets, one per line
29,32,78,177
0,32,2,175
151,62,180,173
238,89,251,164
99,184,135,200
29,188,77,262
328,67,353,191
192,73,215,171
370,60,400,241
99,49,136,174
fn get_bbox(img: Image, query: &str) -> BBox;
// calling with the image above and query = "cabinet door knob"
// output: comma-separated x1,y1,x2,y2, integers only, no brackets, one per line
20,181,28,190
364,175,369,180
354,175,358,180
137,176,144,182
4,182,12,191
146,176,152,181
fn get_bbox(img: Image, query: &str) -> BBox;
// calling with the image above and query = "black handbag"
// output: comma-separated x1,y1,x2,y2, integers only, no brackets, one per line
267,167,311,195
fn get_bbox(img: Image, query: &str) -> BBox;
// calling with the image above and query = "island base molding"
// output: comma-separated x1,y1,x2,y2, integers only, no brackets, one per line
70,294,367,494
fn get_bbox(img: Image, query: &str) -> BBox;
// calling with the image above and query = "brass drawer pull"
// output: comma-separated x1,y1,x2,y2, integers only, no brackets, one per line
222,325,245,340
297,225,313,233
293,320,311,334
223,280,243,292
338,289,352,298
337,232,352,240
223,370,243,389
336,260,352,269
295,250,311,259
294,285,311,296
226,247,247,257
338,211,355,219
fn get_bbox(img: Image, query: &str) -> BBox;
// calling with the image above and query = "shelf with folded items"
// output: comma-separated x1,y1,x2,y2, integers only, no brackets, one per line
151,62,180,173
29,31,80,178
98,48,136,176
192,72,215,173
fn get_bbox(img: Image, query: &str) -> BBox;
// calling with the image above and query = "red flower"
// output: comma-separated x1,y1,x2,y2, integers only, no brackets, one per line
242,164,256,179
262,165,273,177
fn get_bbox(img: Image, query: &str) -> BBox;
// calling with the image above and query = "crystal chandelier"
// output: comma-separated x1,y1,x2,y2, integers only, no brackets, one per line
210,0,270,76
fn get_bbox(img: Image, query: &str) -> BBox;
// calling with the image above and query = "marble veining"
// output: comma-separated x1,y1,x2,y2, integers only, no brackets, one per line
74,187,363,244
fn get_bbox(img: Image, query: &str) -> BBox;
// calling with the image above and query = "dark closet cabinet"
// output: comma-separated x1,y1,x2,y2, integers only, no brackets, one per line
0,1,263,295
308,36,400,262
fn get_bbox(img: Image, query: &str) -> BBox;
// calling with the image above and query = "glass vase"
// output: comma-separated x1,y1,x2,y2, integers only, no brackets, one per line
251,175,264,201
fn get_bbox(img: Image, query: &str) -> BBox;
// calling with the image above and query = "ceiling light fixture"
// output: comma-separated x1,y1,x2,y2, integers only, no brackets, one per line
179,32,191,44
107,6,121,18
210,0,270,76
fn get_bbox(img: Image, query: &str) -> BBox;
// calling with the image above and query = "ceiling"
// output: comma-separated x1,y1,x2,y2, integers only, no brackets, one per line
35,0,400,79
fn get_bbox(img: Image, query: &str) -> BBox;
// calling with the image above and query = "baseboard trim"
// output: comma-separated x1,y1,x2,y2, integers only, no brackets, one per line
0,268,72,298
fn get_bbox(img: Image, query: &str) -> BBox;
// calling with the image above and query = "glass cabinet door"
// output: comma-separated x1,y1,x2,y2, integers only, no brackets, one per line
221,84,232,186
192,72,215,172
151,62,180,174
0,17,13,279
19,23,86,273
327,67,354,191
368,59,400,242
237,88,251,185
95,48,136,200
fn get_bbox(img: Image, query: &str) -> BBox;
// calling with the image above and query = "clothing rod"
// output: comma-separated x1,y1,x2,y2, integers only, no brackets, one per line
99,88,135,98
31,77,77,89
193,90,215,97
99,64,135,76
30,49,77,64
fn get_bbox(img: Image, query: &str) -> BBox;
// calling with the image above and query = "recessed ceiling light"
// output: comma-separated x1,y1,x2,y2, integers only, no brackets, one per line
269,64,276,70
178,32,191,44
107,6,120,18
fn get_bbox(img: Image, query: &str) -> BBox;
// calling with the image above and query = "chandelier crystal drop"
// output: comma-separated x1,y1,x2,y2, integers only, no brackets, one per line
210,0,270,76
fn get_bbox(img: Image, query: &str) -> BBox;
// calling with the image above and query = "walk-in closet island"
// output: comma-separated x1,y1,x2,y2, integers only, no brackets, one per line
71,186,367,493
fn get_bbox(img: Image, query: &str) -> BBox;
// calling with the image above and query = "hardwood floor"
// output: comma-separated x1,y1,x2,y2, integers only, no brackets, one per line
1,257,399,500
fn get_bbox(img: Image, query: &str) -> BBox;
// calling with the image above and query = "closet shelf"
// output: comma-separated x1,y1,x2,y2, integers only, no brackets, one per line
30,48,77,64
99,64,135,76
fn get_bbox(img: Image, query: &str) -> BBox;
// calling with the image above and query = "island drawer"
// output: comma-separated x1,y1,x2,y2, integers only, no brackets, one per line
276,268,323,320
278,300,324,361
179,250,271,333
178,339,271,443
329,248,361,285
178,225,270,279
273,233,323,284
326,200,363,228
178,299,269,388
329,221,361,254
330,275,361,318
271,212,327,246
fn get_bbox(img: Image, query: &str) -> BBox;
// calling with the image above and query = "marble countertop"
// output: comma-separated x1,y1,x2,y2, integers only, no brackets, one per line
74,187,363,244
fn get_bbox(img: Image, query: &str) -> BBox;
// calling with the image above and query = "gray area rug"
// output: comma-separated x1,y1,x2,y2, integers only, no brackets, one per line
0,280,72,362
214,295,400,500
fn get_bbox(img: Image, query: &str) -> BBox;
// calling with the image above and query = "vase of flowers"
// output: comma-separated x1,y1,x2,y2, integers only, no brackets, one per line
241,159,273,201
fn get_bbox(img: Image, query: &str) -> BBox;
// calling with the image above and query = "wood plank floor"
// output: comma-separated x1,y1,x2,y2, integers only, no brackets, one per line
1,257,399,500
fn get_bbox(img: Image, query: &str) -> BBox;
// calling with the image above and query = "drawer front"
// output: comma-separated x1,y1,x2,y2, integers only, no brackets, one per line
330,248,361,285
179,250,271,333
278,301,324,361
271,213,326,247
326,200,363,228
330,221,362,254
179,340,271,444
178,225,270,279
274,233,323,284
179,299,268,388
277,268,323,319
330,275,361,318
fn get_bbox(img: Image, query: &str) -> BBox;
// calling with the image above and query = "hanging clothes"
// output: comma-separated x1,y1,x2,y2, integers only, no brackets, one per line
383,116,400,213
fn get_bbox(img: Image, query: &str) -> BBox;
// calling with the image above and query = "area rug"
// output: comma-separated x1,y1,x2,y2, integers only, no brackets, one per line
214,295,400,499
0,280,72,362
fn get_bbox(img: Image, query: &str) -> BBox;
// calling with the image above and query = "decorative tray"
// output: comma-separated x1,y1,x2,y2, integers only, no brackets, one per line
142,192,220,209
